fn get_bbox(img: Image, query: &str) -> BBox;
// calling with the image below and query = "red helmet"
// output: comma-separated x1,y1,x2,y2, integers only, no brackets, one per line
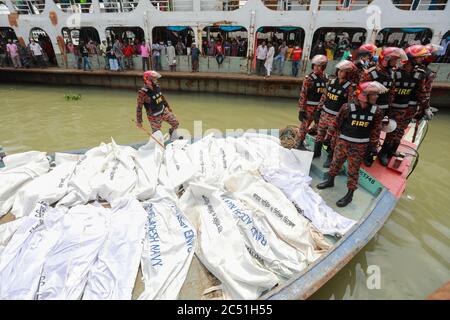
378,47,407,68
358,43,377,57
356,81,388,103
424,44,443,64
404,44,430,63
143,70,161,86
311,54,328,70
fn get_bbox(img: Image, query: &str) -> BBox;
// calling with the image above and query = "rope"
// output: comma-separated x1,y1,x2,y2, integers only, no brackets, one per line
279,125,300,149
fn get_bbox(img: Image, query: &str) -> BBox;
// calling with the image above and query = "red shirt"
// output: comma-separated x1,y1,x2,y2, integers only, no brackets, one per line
215,43,224,55
292,48,303,61
123,45,135,58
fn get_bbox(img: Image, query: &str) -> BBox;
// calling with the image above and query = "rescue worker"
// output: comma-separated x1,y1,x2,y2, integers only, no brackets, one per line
296,54,328,150
314,60,356,169
379,45,428,166
136,70,181,141
316,81,385,207
361,47,405,116
414,44,442,121
354,43,377,82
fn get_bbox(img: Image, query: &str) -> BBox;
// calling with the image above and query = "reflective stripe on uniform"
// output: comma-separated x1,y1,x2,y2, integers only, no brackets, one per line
323,106,339,116
392,103,409,109
409,101,417,105
306,101,320,105
377,104,388,109
339,134,370,143
152,106,166,116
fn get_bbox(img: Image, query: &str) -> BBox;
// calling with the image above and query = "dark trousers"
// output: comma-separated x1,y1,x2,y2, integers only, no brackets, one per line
142,57,149,71
256,58,266,75
192,58,199,72
216,54,224,65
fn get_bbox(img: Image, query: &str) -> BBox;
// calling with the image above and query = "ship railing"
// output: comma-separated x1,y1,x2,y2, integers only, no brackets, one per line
0,1,10,14
392,0,447,10
263,0,310,11
56,1,94,13
149,0,194,11
200,0,247,11
99,0,139,12
11,0,45,14
318,0,371,11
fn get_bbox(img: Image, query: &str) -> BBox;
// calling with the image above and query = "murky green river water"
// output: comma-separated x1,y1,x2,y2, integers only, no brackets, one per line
1,84,449,299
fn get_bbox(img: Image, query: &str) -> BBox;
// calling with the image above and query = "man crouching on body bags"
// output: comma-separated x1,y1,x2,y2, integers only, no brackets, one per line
316,81,385,208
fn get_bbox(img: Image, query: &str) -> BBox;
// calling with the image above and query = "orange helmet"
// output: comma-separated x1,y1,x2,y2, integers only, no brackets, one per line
311,54,328,70
378,47,407,68
356,81,388,103
143,70,161,86
424,44,443,64
404,44,430,64
358,43,377,57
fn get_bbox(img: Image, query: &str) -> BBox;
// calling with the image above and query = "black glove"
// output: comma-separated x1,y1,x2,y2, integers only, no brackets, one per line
298,110,307,122
313,109,321,124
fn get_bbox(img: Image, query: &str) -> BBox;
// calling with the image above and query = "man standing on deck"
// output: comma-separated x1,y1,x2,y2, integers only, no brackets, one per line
136,70,181,141
314,60,356,168
295,54,328,150
379,45,428,167
316,81,385,207
361,47,406,165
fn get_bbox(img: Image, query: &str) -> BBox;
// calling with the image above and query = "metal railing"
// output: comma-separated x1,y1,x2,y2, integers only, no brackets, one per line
11,0,45,14
392,0,447,10
149,0,194,11
99,0,139,12
262,0,310,11
56,1,94,13
318,0,371,11
200,0,247,11
0,2,10,13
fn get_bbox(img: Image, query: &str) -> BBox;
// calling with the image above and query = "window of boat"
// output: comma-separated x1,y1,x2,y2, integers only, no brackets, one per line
54,0,93,13
435,31,450,63
0,1,10,14
318,0,371,11
106,27,145,46
152,27,194,55
62,27,101,47
0,27,18,44
256,26,305,58
99,0,139,12
202,26,248,57
262,0,310,11
150,0,194,11
200,0,247,11
376,28,433,49
310,27,366,60
10,0,45,14
29,28,58,66
392,0,447,10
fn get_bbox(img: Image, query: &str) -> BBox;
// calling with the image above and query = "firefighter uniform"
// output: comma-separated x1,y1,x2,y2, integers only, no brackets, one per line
328,102,383,191
316,78,355,146
298,71,328,142
384,66,426,153
361,65,395,117
136,84,179,133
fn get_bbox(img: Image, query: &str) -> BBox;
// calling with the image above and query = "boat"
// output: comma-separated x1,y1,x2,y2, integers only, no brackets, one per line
0,119,429,299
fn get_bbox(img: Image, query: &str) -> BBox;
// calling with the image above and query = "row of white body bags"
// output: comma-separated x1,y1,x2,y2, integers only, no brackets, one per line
0,151,50,217
138,187,196,300
179,182,279,300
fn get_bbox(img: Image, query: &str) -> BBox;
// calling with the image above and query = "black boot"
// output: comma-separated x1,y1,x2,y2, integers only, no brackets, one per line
336,189,354,207
323,149,333,168
378,143,391,167
317,175,335,189
295,140,307,150
313,141,322,158
390,142,400,157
